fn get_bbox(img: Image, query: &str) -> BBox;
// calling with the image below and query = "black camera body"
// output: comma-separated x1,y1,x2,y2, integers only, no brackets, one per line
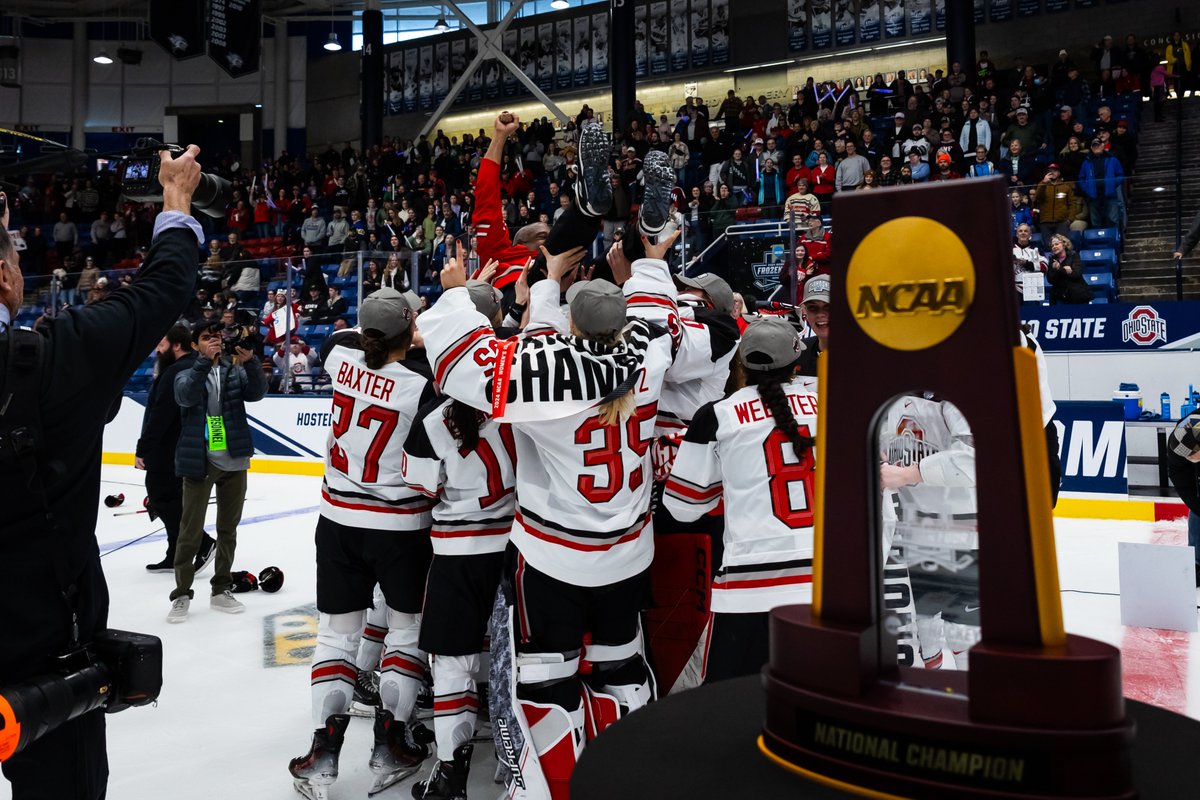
223,308,264,357
118,139,232,218
0,629,162,762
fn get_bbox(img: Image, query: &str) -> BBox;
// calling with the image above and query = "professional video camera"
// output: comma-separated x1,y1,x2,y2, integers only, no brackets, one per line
0,629,162,762
118,138,232,218
222,308,264,357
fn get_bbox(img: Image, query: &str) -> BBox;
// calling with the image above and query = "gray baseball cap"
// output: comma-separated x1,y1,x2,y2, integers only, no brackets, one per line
802,274,831,304
739,317,806,371
466,279,503,321
675,272,735,315
401,289,422,313
359,288,413,338
566,279,627,337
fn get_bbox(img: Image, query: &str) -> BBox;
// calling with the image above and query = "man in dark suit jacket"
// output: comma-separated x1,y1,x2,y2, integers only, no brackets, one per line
135,322,214,573
0,147,205,799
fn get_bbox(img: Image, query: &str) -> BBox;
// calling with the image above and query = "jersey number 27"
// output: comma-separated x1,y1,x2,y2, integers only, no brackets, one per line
328,391,398,484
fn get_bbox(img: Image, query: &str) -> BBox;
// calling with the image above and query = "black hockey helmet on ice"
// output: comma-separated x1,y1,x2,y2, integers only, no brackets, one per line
259,566,284,593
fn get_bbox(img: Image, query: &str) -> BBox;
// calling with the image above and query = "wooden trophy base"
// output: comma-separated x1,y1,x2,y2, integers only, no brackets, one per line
762,605,1136,800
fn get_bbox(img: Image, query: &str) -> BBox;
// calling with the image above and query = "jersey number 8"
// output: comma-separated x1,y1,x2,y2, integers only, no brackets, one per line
764,426,815,529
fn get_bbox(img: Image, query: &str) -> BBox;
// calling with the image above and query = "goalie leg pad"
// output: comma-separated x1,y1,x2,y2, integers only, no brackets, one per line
584,632,654,716
311,610,365,727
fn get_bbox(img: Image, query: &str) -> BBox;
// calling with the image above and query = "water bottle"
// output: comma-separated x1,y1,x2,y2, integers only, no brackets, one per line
1161,392,1171,420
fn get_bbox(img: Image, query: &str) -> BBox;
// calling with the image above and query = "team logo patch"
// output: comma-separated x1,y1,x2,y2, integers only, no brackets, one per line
263,603,317,667
1121,305,1167,346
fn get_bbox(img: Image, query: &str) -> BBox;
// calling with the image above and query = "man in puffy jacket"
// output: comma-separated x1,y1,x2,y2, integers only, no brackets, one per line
1077,137,1124,229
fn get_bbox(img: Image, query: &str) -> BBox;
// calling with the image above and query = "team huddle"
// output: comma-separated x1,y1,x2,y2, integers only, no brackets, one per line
287,112,1002,800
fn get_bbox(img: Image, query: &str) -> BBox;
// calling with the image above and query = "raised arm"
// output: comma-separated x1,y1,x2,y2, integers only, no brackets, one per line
419,253,501,412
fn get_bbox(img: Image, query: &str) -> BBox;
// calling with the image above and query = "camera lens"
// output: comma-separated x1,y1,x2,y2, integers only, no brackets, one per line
191,173,234,219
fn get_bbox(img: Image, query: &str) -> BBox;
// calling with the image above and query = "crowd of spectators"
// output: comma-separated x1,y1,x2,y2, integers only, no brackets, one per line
6,31,1179,389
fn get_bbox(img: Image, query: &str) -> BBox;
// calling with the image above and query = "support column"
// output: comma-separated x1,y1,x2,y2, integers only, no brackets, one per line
361,0,384,150
611,0,636,133
274,21,290,157
72,21,87,151
944,0,975,76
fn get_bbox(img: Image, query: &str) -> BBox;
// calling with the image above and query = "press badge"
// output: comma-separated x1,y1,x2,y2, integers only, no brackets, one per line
206,415,228,452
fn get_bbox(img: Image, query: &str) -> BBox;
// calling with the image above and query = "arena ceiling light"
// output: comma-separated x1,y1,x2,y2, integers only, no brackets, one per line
551,0,571,9
93,48,114,65
324,32,342,51
434,13,449,32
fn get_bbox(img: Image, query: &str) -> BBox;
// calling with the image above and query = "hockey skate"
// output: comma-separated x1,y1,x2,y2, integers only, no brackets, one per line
411,743,472,800
639,150,676,238
288,714,350,800
349,668,382,717
368,708,430,796
574,123,613,217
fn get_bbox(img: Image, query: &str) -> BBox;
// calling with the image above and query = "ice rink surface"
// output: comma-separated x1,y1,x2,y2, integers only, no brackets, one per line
3,466,1198,800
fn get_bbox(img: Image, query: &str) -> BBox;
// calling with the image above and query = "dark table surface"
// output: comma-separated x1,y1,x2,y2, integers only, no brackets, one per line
572,675,1200,799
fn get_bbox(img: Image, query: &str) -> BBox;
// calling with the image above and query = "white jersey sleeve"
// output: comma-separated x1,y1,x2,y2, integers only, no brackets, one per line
416,286,497,413
663,402,724,520
402,396,516,555
320,344,439,531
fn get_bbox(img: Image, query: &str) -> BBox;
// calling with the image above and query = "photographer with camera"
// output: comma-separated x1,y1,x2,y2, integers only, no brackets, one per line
166,318,266,623
0,145,206,799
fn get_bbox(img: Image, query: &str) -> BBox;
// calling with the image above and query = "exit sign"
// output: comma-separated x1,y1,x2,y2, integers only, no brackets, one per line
112,126,136,133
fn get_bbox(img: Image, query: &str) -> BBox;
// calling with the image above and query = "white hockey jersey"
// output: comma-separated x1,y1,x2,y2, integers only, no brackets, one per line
663,378,819,613
417,261,729,586
401,396,517,555
320,339,438,531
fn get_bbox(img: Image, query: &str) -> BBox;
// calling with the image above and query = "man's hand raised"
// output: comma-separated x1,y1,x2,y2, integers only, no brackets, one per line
158,144,202,215
441,242,468,290
495,112,520,139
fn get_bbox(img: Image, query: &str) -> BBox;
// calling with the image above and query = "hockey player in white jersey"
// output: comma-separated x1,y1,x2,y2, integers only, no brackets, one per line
402,280,519,800
289,288,438,799
418,233,729,799
663,317,818,681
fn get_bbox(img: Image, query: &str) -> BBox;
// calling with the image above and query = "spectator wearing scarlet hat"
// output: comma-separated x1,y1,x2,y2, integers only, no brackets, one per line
932,152,960,182
935,129,964,170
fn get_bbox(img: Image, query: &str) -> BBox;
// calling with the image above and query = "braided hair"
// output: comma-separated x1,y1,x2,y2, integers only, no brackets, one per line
746,366,814,461
361,327,413,370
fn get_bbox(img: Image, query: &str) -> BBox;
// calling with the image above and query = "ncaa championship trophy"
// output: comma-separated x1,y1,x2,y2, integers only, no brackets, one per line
759,178,1134,799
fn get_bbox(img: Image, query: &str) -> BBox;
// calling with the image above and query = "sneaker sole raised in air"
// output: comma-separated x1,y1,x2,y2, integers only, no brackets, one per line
640,151,676,236
577,126,613,217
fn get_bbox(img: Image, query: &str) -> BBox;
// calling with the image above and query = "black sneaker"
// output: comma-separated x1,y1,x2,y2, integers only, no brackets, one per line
639,149,676,239
146,555,174,573
194,535,216,574
574,123,613,217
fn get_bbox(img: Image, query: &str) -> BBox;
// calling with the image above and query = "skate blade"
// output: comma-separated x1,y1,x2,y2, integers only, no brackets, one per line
367,764,422,796
292,778,332,800
348,700,378,718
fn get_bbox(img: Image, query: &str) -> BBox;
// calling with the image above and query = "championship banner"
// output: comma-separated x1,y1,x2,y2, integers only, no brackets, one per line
935,0,946,29
835,0,856,47
1053,401,1129,496
974,0,986,22
150,0,205,60
404,49,418,111
207,0,261,78
537,23,554,92
386,51,404,115
811,0,833,48
711,0,731,64
434,42,450,106
502,30,519,97
418,45,433,111
860,0,881,42
690,0,711,69
466,39,482,104
591,12,610,84
1074,0,1099,6
556,19,573,90
908,0,930,34
573,16,591,87
519,27,536,94
1019,301,1200,352
1045,0,1070,10
635,3,650,77
450,39,467,106
1018,0,1041,16
788,0,809,51
990,0,1013,21
670,0,689,72
649,2,669,75
884,0,907,37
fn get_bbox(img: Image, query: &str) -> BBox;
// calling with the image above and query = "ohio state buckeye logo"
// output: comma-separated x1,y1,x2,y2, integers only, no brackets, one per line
1121,306,1168,346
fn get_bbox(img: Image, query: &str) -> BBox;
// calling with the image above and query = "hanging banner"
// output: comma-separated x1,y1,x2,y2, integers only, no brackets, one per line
519,27,536,94
450,39,467,106
467,39,484,103
788,0,808,51
1045,0,1069,10
907,0,929,33
973,0,985,22
386,51,404,115
556,19,573,90
670,0,689,72
592,12,609,84
536,24,554,92
860,0,881,42
691,0,711,69
835,0,856,47
1075,0,1099,6
503,30,519,97
150,0,205,60
573,16,591,87
649,2,669,75
711,0,731,64
884,0,907,37
635,3,650,77
812,0,833,48
1018,0,1041,15
404,49,418,112
207,0,261,78
434,42,450,106
935,0,946,29
990,0,1013,21
418,45,434,111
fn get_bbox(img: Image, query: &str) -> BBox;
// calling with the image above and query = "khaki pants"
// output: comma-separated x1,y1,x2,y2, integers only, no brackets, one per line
171,464,247,600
